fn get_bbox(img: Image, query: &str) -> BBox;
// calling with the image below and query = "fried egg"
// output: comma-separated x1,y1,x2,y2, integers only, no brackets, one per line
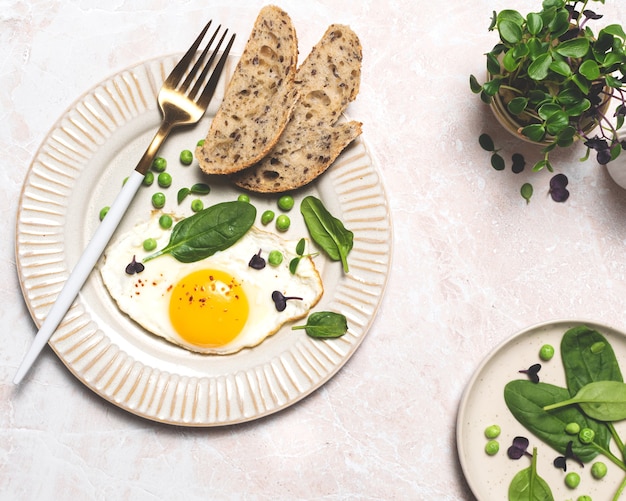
99,213,323,354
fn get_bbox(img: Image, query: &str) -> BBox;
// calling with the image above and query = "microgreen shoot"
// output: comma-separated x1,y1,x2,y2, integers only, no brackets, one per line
471,2,626,173
519,363,542,384
271,291,302,312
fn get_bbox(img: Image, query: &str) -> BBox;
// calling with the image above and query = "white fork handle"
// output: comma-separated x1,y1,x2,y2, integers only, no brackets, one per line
13,170,145,384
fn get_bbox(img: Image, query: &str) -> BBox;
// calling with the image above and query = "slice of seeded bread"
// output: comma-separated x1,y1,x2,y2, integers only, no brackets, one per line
231,24,363,193
196,5,298,175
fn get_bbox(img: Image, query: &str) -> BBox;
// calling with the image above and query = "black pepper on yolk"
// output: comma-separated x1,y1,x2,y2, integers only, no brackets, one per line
168,269,249,347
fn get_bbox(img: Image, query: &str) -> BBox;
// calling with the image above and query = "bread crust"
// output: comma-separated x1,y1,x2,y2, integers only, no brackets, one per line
232,24,363,193
196,5,299,175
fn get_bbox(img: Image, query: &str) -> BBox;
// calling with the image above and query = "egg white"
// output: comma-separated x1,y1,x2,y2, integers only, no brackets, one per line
99,213,324,354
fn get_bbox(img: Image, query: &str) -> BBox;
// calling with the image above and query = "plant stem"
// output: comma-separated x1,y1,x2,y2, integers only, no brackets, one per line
613,475,626,501
608,422,626,457
593,441,626,472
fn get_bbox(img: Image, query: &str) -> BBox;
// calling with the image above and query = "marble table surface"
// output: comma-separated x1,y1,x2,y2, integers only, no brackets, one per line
4,0,626,499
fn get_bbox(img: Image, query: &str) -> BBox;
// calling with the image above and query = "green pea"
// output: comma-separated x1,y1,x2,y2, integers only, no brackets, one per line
577,496,592,501
484,425,501,439
268,250,283,266
238,194,250,203
158,172,172,188
158,214,173,230
143,238,157,251
565,422,581,435
261,210,275,225
591,461,607,479
591,341,606,354
142,171,154,186
99,206,110,221
191,198,204,212
278,194,295,211
579,428,595,444
152,192,166,209
539,344,555,361
196,139,205,147
565,472,581,489
484,440,499,456
276,214,290,232
180,149,193,165
152,156,167,172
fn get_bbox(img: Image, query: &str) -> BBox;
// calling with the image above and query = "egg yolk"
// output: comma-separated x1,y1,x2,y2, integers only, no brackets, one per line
168,269,249,347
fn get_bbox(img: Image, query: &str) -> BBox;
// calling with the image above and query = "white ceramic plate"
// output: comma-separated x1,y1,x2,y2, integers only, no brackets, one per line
457,320,626,500
15,54,391,426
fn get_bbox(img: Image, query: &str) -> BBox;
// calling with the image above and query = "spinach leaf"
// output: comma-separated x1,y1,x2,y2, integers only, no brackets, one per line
561,325,623,395
504,380,610,462
544,381,626,421
300,196,353,273
143,201,256,263
292,311,348,338
508,448,554,501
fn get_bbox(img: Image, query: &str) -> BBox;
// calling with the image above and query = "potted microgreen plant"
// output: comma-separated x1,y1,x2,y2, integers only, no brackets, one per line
470,0,626,173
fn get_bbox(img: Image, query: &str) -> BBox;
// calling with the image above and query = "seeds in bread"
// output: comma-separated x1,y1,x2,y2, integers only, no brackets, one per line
196,5,298,175
231,24,363,193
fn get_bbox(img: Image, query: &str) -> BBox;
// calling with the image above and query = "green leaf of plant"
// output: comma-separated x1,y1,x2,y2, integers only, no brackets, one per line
143,201,256,263
556,87,583,106
289,256,301,275
555,37,590,58
556,126,576,147
508,448,554,501
482,78,502,97
579,60,600,81
522,124,546,142
606,75,623,89
564,98,591,117
527,38,546,59
499,19,523,44
526,12,544,36
508,97,529,115
561,325,623,396
528,53,553,80
190,183,210,195
487,52,501,75
505,380,610,462
548,8,570,38
549,59,572,77
497,9,524,25
537,103,561,121
503,50,521,73
292,311,348,339
177,187,190,205
469,75,483,94
572,74,590,94
521,183,533,204
479,133,495,151
300,196,353,273
532,159,549,172
545,110,569,135
491,153,505,171
602,24,626,40
295,238,306,256
544,381,626,421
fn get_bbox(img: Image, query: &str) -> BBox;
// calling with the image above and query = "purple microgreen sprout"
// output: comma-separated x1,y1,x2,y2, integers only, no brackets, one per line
125,255,145,275
512,153,526,174
519,363,541,384
508,436,533,460
271,291,303,312
248,249,266,270
549,174,570,203
553,441,584,472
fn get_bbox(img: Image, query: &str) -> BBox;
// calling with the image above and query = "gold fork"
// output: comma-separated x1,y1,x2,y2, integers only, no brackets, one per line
14,21,235,384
